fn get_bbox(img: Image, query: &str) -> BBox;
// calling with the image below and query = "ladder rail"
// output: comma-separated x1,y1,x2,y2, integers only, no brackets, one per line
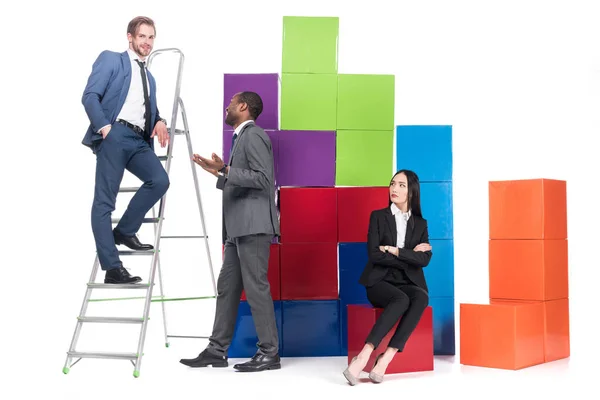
152,205,170,347
133,48,183,375
62,256,101,373
179,97,218,297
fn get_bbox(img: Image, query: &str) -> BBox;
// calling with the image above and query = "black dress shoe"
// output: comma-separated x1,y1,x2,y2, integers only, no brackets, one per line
180,349,228,368
104,267,142,284
114,230,154,250
233,352,281,372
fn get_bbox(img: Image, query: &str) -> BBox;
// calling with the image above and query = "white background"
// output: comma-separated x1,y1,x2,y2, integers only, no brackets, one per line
1,0,598,397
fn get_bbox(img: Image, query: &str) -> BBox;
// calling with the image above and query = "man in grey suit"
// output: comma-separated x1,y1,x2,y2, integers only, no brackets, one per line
180,92,281,372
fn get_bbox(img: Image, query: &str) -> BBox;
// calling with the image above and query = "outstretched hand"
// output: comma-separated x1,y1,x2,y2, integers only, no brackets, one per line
193,153,220,177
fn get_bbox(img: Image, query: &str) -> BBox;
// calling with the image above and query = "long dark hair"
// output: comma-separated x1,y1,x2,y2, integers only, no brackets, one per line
389,169,423,218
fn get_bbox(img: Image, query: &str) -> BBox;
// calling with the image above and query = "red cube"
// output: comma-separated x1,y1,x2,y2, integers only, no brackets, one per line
280,243,338,300
279,188,337,243
347,305,433,374
337,187,389,242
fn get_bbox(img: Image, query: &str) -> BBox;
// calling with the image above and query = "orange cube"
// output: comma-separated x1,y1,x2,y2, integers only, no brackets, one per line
460,301,545,370
489,239,568,301
489,179,567,239
544,298,570,362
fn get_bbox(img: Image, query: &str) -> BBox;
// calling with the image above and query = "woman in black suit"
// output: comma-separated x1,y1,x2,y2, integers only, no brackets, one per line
343,169,432,385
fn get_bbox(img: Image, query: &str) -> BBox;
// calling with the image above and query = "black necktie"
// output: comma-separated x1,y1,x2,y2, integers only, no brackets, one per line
135,59,151,138
229,133,238,162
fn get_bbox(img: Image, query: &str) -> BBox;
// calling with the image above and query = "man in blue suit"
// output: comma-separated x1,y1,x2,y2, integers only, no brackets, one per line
82,16,170,284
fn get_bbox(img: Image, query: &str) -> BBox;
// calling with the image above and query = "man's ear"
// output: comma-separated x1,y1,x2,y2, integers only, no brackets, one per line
239,102,248,112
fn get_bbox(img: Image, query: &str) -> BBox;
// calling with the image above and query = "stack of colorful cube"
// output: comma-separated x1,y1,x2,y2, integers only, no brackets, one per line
460,179,570,369
338,126,455,356
224,16,456,359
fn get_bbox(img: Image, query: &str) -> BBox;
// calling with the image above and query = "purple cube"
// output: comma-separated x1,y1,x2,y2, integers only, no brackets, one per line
223,74,279,130
223,129,280,186
277,130,336,187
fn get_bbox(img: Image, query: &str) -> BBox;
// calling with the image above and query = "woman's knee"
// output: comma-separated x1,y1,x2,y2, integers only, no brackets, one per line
412,291,429,309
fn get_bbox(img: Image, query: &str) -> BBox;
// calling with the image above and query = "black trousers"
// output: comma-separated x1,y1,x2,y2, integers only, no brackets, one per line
365,280,429,351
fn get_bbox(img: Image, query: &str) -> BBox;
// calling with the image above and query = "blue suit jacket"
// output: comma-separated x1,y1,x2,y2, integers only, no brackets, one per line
81,50,161,151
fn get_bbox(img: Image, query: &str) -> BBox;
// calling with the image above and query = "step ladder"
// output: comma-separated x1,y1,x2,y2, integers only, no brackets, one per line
63,48,217,378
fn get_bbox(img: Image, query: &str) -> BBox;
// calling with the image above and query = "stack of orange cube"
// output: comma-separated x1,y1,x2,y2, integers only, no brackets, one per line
460,179,570,370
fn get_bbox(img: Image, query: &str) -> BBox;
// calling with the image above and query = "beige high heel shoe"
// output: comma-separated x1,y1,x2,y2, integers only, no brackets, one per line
343,357,360,386
369,354,384,383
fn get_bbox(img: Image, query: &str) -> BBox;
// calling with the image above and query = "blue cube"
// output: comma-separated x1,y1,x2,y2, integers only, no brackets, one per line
339,242,369,304
396,125,452,182
420,182,453,240
424,239,454,298
429,296,455,355
282,300,341,357
229,301,283,358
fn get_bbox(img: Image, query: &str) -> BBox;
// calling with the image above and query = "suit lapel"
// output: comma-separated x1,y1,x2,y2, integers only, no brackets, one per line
384,207,397,245
116,51,132,120
147,72,156,126
229,121,255,165
404,216,415,248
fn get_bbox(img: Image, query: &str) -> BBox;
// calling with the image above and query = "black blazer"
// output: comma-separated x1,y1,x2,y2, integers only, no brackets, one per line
358,207,433,292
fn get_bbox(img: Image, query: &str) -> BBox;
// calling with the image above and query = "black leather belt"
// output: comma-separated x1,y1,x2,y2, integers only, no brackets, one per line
116,119,145,136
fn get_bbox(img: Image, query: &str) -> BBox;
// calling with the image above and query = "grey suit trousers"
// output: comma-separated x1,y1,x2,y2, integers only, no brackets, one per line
207,233,278,356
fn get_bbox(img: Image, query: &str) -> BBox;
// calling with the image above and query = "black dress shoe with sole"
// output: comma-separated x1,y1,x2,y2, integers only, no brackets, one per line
180,349,228,368
114,230,154,250
233,353,281,372
104,266,142,284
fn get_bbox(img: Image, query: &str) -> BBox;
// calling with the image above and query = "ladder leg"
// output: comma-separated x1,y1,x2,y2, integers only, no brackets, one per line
63,256,101,373
151,206,170,347
179,98,218,297
134,129,174,377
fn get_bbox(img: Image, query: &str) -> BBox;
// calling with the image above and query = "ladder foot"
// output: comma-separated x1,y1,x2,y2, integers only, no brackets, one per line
165,343,170,348
62,367,70,374
133,370,140,378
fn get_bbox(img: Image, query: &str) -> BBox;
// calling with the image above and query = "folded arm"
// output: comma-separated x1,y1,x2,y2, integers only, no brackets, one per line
396,223,433,267
367,212,409,269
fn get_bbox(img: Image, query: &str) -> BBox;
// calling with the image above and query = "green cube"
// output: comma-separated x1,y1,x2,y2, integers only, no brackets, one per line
282,16,339,74
336,130,394,186
280,73,337,130
337,74,395,131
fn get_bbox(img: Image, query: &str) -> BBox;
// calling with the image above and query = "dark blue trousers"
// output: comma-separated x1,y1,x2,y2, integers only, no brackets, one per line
91,123,169,270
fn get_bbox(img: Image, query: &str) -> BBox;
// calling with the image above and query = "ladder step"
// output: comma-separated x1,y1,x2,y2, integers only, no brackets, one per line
112,217,160,224
158,155,170,161
67,351,138,360
119,187,139,193
118,250,155,256
87,283,152,289
78,317,144,324
161,235,206,239
167,128,186,135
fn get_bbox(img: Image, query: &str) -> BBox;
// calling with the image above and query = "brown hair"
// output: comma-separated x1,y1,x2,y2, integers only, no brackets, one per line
127,16,156,36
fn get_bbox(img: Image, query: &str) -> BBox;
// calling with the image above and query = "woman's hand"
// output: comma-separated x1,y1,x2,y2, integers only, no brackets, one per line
379,245,399,256
414,243,432,252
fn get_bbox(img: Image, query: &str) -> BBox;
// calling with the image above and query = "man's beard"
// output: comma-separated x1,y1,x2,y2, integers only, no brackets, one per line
133,42,150,57
225,113,236,127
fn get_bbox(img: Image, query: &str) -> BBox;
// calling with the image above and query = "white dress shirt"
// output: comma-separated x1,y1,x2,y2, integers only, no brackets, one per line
98,48,149,133
390,203,411,249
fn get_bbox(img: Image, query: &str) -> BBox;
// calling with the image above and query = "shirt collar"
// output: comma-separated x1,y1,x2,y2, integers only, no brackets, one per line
127,48,145,63
234,119,254,135
390,203,411,220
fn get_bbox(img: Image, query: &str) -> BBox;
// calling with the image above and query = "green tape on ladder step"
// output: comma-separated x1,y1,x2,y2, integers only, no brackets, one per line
88,295,216,303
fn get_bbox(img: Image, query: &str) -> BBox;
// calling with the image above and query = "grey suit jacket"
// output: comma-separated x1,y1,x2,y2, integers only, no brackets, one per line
216,122,280,242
